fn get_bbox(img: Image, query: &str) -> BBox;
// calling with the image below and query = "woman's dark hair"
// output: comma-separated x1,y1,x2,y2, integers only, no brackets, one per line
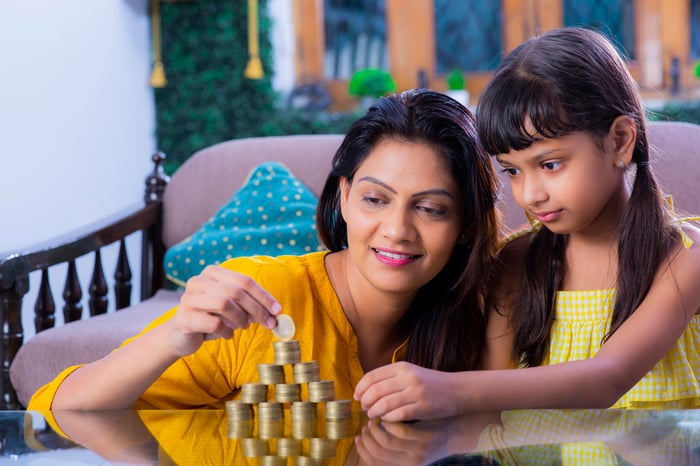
316,88,499,371
477,27,678,366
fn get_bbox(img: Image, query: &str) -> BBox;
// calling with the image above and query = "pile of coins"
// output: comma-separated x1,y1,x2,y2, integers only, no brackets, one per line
225,314,356,463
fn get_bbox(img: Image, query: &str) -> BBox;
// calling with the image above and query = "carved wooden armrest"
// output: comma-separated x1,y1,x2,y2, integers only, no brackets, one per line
0,151,169,409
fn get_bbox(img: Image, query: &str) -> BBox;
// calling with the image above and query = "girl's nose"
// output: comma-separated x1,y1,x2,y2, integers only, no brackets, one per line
520,175,548,207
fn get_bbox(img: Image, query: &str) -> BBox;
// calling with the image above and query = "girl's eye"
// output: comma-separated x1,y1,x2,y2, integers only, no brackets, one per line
542,161,562,171
500,167,519,176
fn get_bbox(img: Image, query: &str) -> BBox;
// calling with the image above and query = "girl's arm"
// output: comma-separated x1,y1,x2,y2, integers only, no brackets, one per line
355,230,700,420
50,265,281,410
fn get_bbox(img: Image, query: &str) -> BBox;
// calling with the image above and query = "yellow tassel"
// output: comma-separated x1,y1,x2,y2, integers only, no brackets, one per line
244,55,264,79
150,61,168,88
245,0,264,79
150,0,167,88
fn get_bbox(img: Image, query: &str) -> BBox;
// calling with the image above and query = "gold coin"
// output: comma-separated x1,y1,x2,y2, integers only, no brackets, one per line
272,314,296,341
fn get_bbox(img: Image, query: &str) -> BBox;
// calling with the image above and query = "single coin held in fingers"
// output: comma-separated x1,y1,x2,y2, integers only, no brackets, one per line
272,314,296,341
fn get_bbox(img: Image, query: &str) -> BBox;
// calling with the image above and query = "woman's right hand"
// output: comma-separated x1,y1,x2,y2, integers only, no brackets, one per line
166,265,282,357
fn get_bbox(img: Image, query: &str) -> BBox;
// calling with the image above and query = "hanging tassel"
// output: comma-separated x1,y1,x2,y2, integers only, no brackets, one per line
150,0,167,88
244,0,264,79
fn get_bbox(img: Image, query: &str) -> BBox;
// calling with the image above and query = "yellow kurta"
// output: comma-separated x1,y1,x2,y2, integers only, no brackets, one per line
29,251,367,411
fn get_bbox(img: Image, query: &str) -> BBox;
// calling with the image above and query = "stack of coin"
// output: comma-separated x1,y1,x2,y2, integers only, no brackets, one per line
292,361,320,383
224,313,361,462
225,400,255,438
274,382,301,403
257,401,284,422
307,380,335,402
325,399,352,420
290,400,318,439
240,383,268,404
257,364,285,385
273,340,301,365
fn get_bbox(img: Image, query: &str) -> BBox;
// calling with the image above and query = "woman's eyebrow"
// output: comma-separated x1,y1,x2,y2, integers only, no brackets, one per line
357,176,455,199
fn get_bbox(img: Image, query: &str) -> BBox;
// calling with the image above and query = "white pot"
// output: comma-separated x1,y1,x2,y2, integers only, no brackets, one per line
445,89,470,106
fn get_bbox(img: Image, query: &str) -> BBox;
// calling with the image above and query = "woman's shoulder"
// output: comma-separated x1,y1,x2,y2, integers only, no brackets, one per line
219,251,329,276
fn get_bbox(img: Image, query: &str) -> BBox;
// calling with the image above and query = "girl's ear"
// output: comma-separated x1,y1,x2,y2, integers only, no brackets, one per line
608,115,636,167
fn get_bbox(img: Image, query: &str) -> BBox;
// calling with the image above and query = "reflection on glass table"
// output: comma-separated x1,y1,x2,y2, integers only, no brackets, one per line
2,408,700,465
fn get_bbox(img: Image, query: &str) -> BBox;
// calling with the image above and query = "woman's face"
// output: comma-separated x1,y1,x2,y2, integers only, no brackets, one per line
339,138,464,297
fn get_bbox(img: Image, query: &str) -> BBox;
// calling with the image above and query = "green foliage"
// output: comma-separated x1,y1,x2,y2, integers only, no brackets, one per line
155,0,357,174
348,68,397,98
446,69,465,90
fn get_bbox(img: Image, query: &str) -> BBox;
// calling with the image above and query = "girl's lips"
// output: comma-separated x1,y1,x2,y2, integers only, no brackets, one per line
372,248,421,266
532,210,562,222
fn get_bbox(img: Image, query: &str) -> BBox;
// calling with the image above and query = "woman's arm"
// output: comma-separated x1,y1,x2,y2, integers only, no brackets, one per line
50,265,281,410
355,231,700,420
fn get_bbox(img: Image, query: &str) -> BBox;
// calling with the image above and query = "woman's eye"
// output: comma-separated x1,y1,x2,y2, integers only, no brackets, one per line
361,195,385,206
542,161,562,171
417,205,447,217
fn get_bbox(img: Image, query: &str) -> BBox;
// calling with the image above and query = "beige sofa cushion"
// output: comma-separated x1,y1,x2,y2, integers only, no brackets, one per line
10,290,182,407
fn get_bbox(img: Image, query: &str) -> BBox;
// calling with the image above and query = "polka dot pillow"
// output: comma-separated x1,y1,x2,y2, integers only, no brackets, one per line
164,162,325,287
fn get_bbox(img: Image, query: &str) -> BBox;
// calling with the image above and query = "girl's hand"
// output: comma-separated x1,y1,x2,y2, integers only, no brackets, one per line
166,265,281,357
354,362,463,421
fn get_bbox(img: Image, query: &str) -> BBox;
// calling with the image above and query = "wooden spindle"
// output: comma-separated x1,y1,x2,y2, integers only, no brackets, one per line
0,276,27,409
89,250,108,316
34,268,56,332
63,260,83,323
114,239,132,310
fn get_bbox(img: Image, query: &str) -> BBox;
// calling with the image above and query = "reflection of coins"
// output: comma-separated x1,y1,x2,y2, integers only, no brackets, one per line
276,437,302,457
309,437,337,459
242,438,269,457
272,314,296,340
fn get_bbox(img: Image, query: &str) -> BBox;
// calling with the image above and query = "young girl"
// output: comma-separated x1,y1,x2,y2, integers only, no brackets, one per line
354,27,700,421
29,88,499,411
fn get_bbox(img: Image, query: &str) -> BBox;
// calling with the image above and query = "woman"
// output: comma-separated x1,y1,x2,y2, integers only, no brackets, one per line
29,88,499,411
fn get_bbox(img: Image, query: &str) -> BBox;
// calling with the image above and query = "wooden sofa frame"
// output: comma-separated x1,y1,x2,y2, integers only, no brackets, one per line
0,153,170,408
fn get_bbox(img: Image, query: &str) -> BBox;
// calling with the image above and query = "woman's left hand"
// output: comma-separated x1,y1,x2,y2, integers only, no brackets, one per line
354,361,464,421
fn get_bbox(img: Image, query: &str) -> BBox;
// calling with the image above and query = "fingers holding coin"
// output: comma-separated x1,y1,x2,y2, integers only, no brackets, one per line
272,314,296,341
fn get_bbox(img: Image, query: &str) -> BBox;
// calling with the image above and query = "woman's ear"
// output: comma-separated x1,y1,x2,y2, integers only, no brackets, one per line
608,115,636,167
339,177,351,221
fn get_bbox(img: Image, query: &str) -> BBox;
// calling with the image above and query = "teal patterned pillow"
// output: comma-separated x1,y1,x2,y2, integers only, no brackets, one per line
165,162,325,287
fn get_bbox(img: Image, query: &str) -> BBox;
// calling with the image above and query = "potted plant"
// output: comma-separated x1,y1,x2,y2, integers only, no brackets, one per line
445,69,470,106
348,68,397,109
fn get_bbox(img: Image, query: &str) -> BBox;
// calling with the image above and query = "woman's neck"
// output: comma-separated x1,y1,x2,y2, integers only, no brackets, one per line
325,251,411,371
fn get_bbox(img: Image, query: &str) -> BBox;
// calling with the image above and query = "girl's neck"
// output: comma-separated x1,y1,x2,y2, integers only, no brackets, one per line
561,184,627,290
325,251,410,371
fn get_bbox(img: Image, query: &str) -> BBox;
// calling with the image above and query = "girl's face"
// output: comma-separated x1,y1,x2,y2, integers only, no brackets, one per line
496,130,627,237
339,138,464,297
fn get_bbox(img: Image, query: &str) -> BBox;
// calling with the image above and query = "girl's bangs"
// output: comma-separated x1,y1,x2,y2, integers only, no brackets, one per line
478,76,574,156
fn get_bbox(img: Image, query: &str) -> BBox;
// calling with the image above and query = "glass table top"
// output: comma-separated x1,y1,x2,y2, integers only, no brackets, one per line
2,408,700,465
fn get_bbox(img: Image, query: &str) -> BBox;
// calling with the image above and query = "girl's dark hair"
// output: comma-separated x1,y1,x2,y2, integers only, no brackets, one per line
316,88,499,371
477,27,678,366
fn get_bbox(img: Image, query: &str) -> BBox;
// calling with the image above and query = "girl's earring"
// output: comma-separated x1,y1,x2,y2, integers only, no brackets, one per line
617,160,626,169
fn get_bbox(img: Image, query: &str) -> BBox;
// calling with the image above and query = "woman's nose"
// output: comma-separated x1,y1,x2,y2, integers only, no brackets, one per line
380,206,416,241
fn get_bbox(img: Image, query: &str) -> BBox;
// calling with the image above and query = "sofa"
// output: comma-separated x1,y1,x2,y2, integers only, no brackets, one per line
3,121,700,408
